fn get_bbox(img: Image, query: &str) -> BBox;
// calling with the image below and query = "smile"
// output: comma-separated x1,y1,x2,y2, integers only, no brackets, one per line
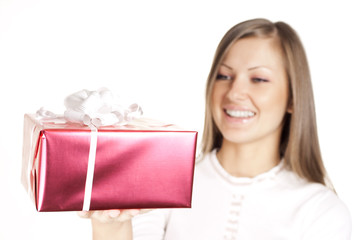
225,109,256,118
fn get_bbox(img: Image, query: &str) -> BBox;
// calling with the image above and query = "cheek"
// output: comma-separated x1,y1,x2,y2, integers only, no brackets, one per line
258,86,289,118
210,84,227,126
211,84,225,108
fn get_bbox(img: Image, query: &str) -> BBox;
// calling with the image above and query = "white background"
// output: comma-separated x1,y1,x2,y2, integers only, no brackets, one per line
0,0,359,239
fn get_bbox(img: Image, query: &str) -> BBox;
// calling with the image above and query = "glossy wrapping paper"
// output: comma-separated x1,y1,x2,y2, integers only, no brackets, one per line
21,114,197,212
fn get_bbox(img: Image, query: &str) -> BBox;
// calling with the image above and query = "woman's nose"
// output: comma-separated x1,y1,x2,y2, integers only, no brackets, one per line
227,77,249,101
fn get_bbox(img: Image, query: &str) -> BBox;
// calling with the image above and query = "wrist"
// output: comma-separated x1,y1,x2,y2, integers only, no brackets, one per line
92,218,132,240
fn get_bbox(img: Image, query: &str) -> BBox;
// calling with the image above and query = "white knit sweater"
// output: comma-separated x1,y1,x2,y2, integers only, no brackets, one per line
132,150,351,239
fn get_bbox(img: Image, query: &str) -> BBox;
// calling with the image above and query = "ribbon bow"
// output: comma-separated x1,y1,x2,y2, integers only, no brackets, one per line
62,88,144,211
63,88,143,127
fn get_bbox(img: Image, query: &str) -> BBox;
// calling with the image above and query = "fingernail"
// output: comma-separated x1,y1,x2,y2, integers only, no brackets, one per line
108,210,120,218
128,209,140,216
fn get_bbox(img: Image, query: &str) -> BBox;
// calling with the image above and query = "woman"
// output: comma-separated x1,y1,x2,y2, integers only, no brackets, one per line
81,18,351,239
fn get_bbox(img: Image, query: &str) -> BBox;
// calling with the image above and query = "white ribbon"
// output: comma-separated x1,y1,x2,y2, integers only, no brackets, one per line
37,88,143,211
83,124,98,211
36,107,58,119
64,88,143,127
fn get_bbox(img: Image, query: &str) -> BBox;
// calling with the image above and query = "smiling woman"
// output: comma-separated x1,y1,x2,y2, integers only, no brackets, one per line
84,18,352,240
203,19,326,185
211,37,290,178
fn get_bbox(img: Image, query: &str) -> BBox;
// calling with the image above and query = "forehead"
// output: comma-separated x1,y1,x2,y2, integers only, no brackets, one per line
222,37,284,70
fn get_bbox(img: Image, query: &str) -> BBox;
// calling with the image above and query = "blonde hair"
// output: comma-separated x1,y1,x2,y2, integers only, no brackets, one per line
202,18,330,187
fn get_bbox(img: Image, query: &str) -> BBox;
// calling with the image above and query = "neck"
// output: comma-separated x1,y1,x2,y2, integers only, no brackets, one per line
216,138,281,178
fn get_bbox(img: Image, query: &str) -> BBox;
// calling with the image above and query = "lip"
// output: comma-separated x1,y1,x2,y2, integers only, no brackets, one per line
223,104,255,111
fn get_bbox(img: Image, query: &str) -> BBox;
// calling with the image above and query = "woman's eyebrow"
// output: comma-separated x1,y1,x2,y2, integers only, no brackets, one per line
221,64,272,72
248,65,273,72
220,63,233,70
248,65,272,71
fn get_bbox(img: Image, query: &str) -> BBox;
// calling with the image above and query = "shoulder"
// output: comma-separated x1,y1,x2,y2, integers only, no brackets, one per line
301,186,351,239
280,169,352,239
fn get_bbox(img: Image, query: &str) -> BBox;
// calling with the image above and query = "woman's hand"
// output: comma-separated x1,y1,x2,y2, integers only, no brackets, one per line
78,209,143,223
78,209,151,240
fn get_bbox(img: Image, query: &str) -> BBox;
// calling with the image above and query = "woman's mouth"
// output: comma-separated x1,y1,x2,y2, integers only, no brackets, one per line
225,109,256,118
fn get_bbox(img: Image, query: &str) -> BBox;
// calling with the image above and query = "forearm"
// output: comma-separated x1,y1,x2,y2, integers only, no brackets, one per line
92,218,133,240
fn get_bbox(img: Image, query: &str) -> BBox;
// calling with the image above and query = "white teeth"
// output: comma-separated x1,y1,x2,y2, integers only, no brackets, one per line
225,109,255,118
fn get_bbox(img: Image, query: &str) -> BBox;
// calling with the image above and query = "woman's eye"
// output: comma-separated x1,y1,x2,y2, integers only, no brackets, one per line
252,77,268,83
216,74,232,80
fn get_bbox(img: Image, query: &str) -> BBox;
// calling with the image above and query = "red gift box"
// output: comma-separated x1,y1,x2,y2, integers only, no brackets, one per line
21,114,197,212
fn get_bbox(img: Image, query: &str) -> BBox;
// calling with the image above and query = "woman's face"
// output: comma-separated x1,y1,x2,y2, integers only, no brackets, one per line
211,37,290,147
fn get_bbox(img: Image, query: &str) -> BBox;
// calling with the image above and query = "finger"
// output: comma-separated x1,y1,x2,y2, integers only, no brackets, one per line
125,209,140,217
91,210,109,223
79,209,150,223
139,209,152,215
106,209,121,218
93,210,124,223
77,210,92,218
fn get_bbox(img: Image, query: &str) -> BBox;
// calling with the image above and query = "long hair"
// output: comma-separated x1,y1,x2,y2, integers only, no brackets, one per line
201,18,330,187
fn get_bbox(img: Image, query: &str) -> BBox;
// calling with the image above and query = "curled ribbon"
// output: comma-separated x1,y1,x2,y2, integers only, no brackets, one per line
64,88,143,127
36,88,143,211
36,107,58,119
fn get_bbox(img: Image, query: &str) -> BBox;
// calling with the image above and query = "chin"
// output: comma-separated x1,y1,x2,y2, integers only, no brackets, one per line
222,134,256,145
